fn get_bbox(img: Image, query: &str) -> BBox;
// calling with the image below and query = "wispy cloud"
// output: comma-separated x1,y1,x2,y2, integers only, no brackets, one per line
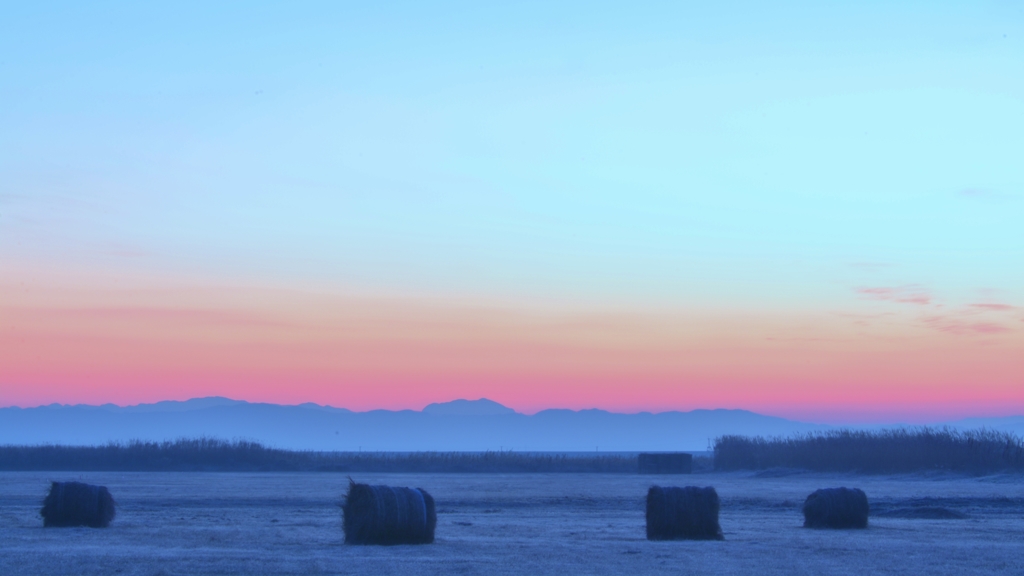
0,193,31,203
848,261,893,270
833,311,898,327
959,188,1013,201
856,286,932,305
970,303,1016,312
854,286,1018,336
960,188,991,198
104,248,149,259
922,316,1010,335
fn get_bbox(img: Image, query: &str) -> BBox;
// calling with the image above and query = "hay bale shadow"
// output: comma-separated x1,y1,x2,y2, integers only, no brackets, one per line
753,468,809,478
875,506,967,519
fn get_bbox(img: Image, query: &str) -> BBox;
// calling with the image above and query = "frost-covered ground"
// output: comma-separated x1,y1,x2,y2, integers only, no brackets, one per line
1,471,1022,575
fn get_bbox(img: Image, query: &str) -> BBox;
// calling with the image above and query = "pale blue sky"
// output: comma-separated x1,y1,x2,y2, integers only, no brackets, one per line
2,1,1021,309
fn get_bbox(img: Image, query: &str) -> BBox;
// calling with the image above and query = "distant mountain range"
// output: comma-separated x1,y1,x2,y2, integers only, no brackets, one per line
0,398,1021,451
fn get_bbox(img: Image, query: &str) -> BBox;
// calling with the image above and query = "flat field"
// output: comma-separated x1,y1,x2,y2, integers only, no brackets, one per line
1,471,1022,575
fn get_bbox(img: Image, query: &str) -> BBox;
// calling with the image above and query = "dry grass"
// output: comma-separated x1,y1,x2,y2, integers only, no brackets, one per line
714,428,1024,473
0,439,636,473
1,471,1022,575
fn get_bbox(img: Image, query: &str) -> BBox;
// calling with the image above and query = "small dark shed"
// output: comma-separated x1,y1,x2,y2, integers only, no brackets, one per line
638,453,692,474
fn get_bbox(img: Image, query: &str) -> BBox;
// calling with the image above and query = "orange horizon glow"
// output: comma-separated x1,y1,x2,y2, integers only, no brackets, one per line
2,271,1022,424
3,1,1023,429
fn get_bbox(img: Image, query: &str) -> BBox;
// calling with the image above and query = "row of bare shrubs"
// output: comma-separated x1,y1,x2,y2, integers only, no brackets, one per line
713,428,1024,474
8,428,1019,474
0,438,636,473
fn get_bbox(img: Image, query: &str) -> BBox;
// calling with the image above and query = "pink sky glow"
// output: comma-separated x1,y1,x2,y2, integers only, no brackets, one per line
2,276,1021,424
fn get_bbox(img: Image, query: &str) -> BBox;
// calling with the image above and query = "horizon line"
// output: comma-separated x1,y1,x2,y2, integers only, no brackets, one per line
4,396,1023,426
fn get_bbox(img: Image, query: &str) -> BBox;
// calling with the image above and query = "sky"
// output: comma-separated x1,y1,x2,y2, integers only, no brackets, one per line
1,1,1022,422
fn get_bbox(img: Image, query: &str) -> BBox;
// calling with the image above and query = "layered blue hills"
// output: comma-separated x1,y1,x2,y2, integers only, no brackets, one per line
1,398,1020,451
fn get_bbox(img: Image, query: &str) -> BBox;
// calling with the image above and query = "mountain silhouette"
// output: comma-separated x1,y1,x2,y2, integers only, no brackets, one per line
1,398,1020,451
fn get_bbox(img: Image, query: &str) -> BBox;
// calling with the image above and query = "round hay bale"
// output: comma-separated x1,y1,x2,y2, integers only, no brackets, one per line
343,480,436,545
40,481,116,528
802,487,869,529
646,485,724,540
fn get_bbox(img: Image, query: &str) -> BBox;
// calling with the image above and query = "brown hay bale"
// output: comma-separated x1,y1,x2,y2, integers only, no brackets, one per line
40,481,116,528
802,487,869,528
342,480,436,544
646,485,723,540
638,453,693,474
